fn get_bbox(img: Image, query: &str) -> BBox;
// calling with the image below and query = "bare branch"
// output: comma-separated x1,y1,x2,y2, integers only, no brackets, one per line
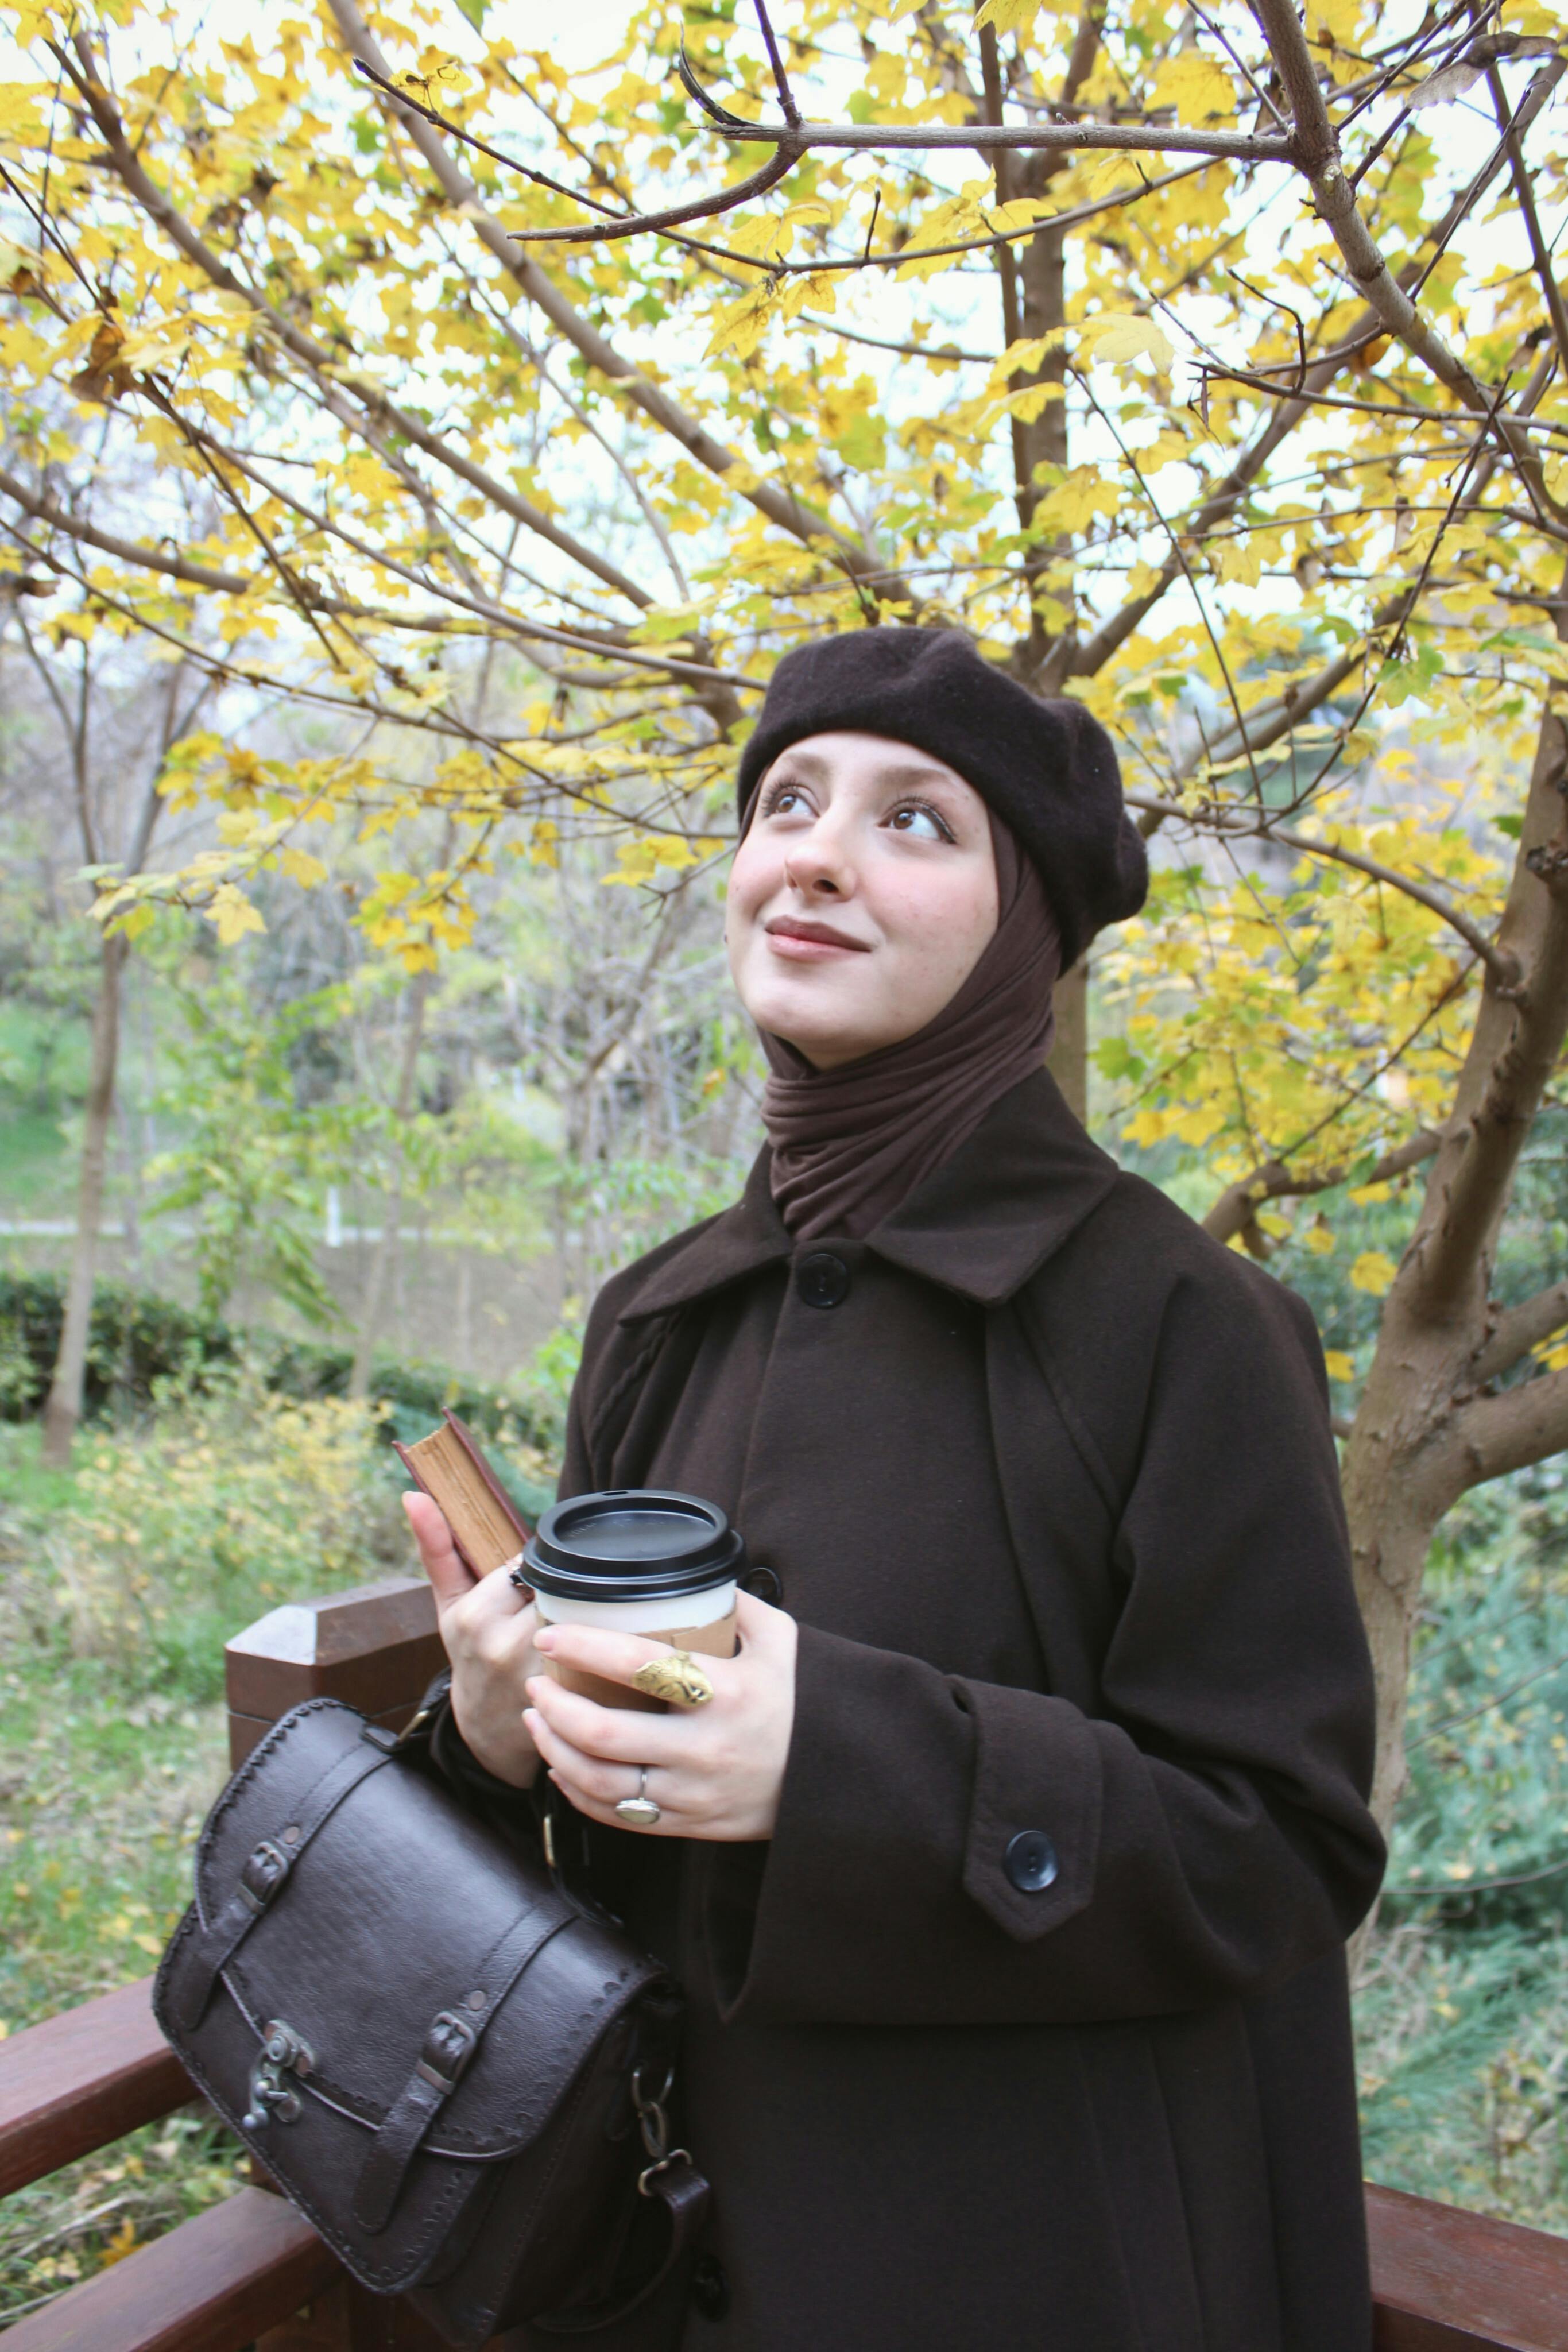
1474,1278,1568,1383
1122,791,1521,987
1486,64,1568,377
353,56,804,246
714,114,1291,162
327,0,913,608
1065,51,1566,679
1202,1128,1442,1248
0,460,757,691
0,462,251,594
1250,0,1566,520
1449,1363,1568,1488
55,34,655,612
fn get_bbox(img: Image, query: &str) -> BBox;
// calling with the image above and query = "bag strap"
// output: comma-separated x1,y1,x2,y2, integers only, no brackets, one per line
531,2151,710,2336
175,1728,394,2034
351,1894,572,2234
531,2044,710,2336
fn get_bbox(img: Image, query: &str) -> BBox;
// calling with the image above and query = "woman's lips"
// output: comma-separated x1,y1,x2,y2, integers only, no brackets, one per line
764,918,872,961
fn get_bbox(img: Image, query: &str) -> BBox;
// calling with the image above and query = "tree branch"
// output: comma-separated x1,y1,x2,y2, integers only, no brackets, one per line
1121,790,1520,985
712,114,1291,161
353,56,804,245
1486,66,1568,376
1474,1277,1568,1383
0,463,251,594
1064,52,1565,681
1250,0,1566,521
1202,1128,1442,1247
0,461,755,691
55,34,654,613
1401,617,1568,1321
326,0,913,609
1449,1363,1568,1487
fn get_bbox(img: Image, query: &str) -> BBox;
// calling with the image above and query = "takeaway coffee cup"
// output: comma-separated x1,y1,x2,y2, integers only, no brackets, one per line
522,1488,744,1711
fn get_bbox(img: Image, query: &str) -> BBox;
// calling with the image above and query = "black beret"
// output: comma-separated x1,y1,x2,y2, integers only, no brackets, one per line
736,627,1148,968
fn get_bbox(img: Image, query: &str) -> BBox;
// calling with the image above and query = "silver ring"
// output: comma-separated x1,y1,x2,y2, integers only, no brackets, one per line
615,1767,661,1828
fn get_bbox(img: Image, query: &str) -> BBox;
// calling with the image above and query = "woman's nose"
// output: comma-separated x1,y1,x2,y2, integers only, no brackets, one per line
783,825,853,898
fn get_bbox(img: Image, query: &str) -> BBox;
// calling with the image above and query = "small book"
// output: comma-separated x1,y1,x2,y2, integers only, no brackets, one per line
394,1409,532,1579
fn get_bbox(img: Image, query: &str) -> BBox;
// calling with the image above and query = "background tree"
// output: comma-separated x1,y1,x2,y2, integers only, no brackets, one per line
0,596,212,1463
2,0,1566,1859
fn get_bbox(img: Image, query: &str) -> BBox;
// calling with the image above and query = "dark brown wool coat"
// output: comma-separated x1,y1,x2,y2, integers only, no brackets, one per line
484,1071,1385,2351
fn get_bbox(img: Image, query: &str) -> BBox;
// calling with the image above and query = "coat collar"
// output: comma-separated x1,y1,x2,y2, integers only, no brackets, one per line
619,1070,1120,1320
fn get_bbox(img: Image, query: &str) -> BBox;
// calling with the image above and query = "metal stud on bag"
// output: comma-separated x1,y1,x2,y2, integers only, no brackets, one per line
243,2019,315,2129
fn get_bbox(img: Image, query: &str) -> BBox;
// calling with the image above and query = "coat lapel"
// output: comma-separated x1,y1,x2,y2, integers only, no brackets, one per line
617,1067,1120,1324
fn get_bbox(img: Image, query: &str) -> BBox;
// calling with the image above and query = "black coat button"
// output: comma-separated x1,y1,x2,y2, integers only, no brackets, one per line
1005,1829,1059,1892
796,1251,850,1309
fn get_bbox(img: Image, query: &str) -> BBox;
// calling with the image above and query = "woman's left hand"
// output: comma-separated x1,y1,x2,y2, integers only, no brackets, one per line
525,1589,797,1841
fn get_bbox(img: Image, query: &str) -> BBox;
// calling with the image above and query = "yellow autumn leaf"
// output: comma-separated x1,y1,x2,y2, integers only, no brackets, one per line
974,0,1041,33
1350,1251,1399,1295
707,285,777,361
1151,53,1237,124
1214,540,1263,587
277,845,326,889
1323,1351,1356,1382
1076,314,1175,372
205,882,266,945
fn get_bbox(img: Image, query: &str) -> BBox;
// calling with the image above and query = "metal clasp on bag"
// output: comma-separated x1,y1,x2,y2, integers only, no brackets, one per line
416,2010,479,2095
242,2019,315,2130
238,1839,292,1914
632,2064,690,2196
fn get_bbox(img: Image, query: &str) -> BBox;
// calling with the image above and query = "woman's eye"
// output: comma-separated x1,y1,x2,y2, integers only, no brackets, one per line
888,803,950,842
765,783,807,818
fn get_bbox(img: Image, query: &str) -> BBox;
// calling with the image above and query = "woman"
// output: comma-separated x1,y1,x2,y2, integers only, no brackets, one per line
406,628,1385,2351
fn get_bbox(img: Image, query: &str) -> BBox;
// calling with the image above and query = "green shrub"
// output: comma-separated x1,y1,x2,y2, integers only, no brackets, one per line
0,1270,551,1462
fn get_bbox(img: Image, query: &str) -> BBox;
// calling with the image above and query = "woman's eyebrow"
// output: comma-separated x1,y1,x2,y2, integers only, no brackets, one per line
876,763,965,794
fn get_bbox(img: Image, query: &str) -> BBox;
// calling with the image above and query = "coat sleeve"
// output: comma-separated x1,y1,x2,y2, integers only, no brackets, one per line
705,1261,1385,2028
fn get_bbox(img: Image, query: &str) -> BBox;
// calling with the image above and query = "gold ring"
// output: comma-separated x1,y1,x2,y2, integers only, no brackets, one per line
630,1650,715,1708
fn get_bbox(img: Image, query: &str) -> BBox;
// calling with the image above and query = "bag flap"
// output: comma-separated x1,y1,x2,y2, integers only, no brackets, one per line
183,1698,659,2160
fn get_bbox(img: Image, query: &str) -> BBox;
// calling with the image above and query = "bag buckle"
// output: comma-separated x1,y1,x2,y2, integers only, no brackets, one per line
242,2019,314,2130
632,2064,690,2195
416,2010,479,2094
238,1839,291,1914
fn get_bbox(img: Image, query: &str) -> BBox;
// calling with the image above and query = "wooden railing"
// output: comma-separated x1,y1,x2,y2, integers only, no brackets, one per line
2,1577,1567,2350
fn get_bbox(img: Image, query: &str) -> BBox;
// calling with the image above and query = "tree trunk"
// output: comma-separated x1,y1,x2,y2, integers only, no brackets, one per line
1338,672,1568,1968
349,972,431,1400
41,933,127,1467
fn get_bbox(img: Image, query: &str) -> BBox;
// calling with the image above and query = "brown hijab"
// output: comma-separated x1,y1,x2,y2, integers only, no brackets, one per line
758,813,1062,1241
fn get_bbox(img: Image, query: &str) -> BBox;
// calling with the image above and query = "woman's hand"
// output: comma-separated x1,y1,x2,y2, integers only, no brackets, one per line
402,1492,545,1790
525,1590,797,1841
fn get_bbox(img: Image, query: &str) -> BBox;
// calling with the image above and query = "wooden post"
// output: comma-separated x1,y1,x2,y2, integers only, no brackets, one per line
224,1578,444,1767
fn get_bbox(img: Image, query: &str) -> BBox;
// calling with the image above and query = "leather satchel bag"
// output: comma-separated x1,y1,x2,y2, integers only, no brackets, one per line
153,1694,707,2350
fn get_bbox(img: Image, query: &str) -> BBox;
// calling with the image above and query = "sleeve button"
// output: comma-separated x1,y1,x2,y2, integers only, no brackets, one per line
1004,1829,1059,1892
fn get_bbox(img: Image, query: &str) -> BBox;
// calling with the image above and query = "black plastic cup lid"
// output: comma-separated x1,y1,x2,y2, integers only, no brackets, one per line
523,1488,745,1604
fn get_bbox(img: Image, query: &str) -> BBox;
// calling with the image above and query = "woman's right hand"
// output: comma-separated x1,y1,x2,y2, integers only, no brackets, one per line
403,1492,545,1789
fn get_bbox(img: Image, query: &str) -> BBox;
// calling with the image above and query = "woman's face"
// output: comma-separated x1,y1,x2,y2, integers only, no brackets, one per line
726,730,999,1069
